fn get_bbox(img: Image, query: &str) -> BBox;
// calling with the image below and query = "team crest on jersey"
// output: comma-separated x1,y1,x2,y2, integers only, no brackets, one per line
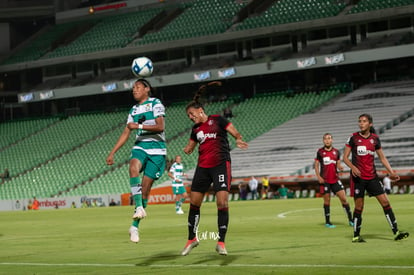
208,120,213,125
370,139,374,144
145,103,151,112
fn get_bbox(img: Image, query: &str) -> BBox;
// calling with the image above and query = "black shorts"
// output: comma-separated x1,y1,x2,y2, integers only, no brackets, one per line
191,161,231,194
352,176,385,198
321,181,344,194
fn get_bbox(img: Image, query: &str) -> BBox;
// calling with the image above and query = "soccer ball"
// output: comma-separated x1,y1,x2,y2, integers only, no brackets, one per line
131,57,153,77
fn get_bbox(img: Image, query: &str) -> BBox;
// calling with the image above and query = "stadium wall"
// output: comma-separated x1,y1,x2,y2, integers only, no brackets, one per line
0,194,121,211
2,170,413,211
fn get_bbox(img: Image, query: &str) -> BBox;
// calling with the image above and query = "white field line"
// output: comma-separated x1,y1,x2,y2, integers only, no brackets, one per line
1,263,414,269
277,208,320,218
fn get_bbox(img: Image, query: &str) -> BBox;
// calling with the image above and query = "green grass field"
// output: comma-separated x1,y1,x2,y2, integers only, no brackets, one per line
0,195,413,274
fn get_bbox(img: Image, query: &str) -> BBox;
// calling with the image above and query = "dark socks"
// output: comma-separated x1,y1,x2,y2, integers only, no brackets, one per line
324,204,331,224
353,209,363,237
343,203,352,222
188,204,200,240
218,207,229,242
383,204,398,234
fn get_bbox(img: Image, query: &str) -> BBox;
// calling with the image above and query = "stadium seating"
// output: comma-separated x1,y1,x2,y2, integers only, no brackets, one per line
137,0,246,45
0,97,236,199
0,117,59,150
1,23,83,65
235,0,346,31
230,80,414,177
2,0,413,67
378,114,414,168
348,0,414,13
1,80,413,199
0,111,126,178
46,8,163,59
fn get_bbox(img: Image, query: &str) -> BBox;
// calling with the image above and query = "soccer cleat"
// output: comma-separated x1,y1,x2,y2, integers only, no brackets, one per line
325,223,336,228
129,226,139,243
181,238,199,256
349,221,354,227
394,231,409,241
215,242,228,256
132,206,147,220
176,208,184,215
352,236,366,243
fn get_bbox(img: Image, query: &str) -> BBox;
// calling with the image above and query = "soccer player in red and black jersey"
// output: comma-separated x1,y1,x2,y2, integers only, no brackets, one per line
343,113,409,242
181,82,248,256
314,133,353,228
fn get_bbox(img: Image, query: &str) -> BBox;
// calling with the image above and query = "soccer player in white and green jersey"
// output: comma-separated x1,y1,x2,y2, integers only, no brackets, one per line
168,155,188,214
106,78,166,243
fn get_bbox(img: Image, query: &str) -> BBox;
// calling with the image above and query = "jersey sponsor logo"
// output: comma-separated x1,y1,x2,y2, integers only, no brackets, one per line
196,131,217,144
356,146,375,156
323,156,335,165
357,146,367,155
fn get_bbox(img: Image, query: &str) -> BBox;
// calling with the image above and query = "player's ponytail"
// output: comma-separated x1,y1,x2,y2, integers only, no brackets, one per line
186,81,222,111
359,113,376,134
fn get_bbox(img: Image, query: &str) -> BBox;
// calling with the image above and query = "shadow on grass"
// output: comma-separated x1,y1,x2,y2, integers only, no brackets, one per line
135,251,181,266
192,254,238,265
344,233,394,242
135,251,239,266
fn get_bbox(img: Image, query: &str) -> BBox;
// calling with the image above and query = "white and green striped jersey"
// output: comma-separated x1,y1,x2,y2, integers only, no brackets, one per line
127,97,166,155
169,162,184,184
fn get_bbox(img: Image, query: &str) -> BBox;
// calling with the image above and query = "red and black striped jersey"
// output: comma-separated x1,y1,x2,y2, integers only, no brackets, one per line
345,132,381,180
315,147,341,184
190,115,231,168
